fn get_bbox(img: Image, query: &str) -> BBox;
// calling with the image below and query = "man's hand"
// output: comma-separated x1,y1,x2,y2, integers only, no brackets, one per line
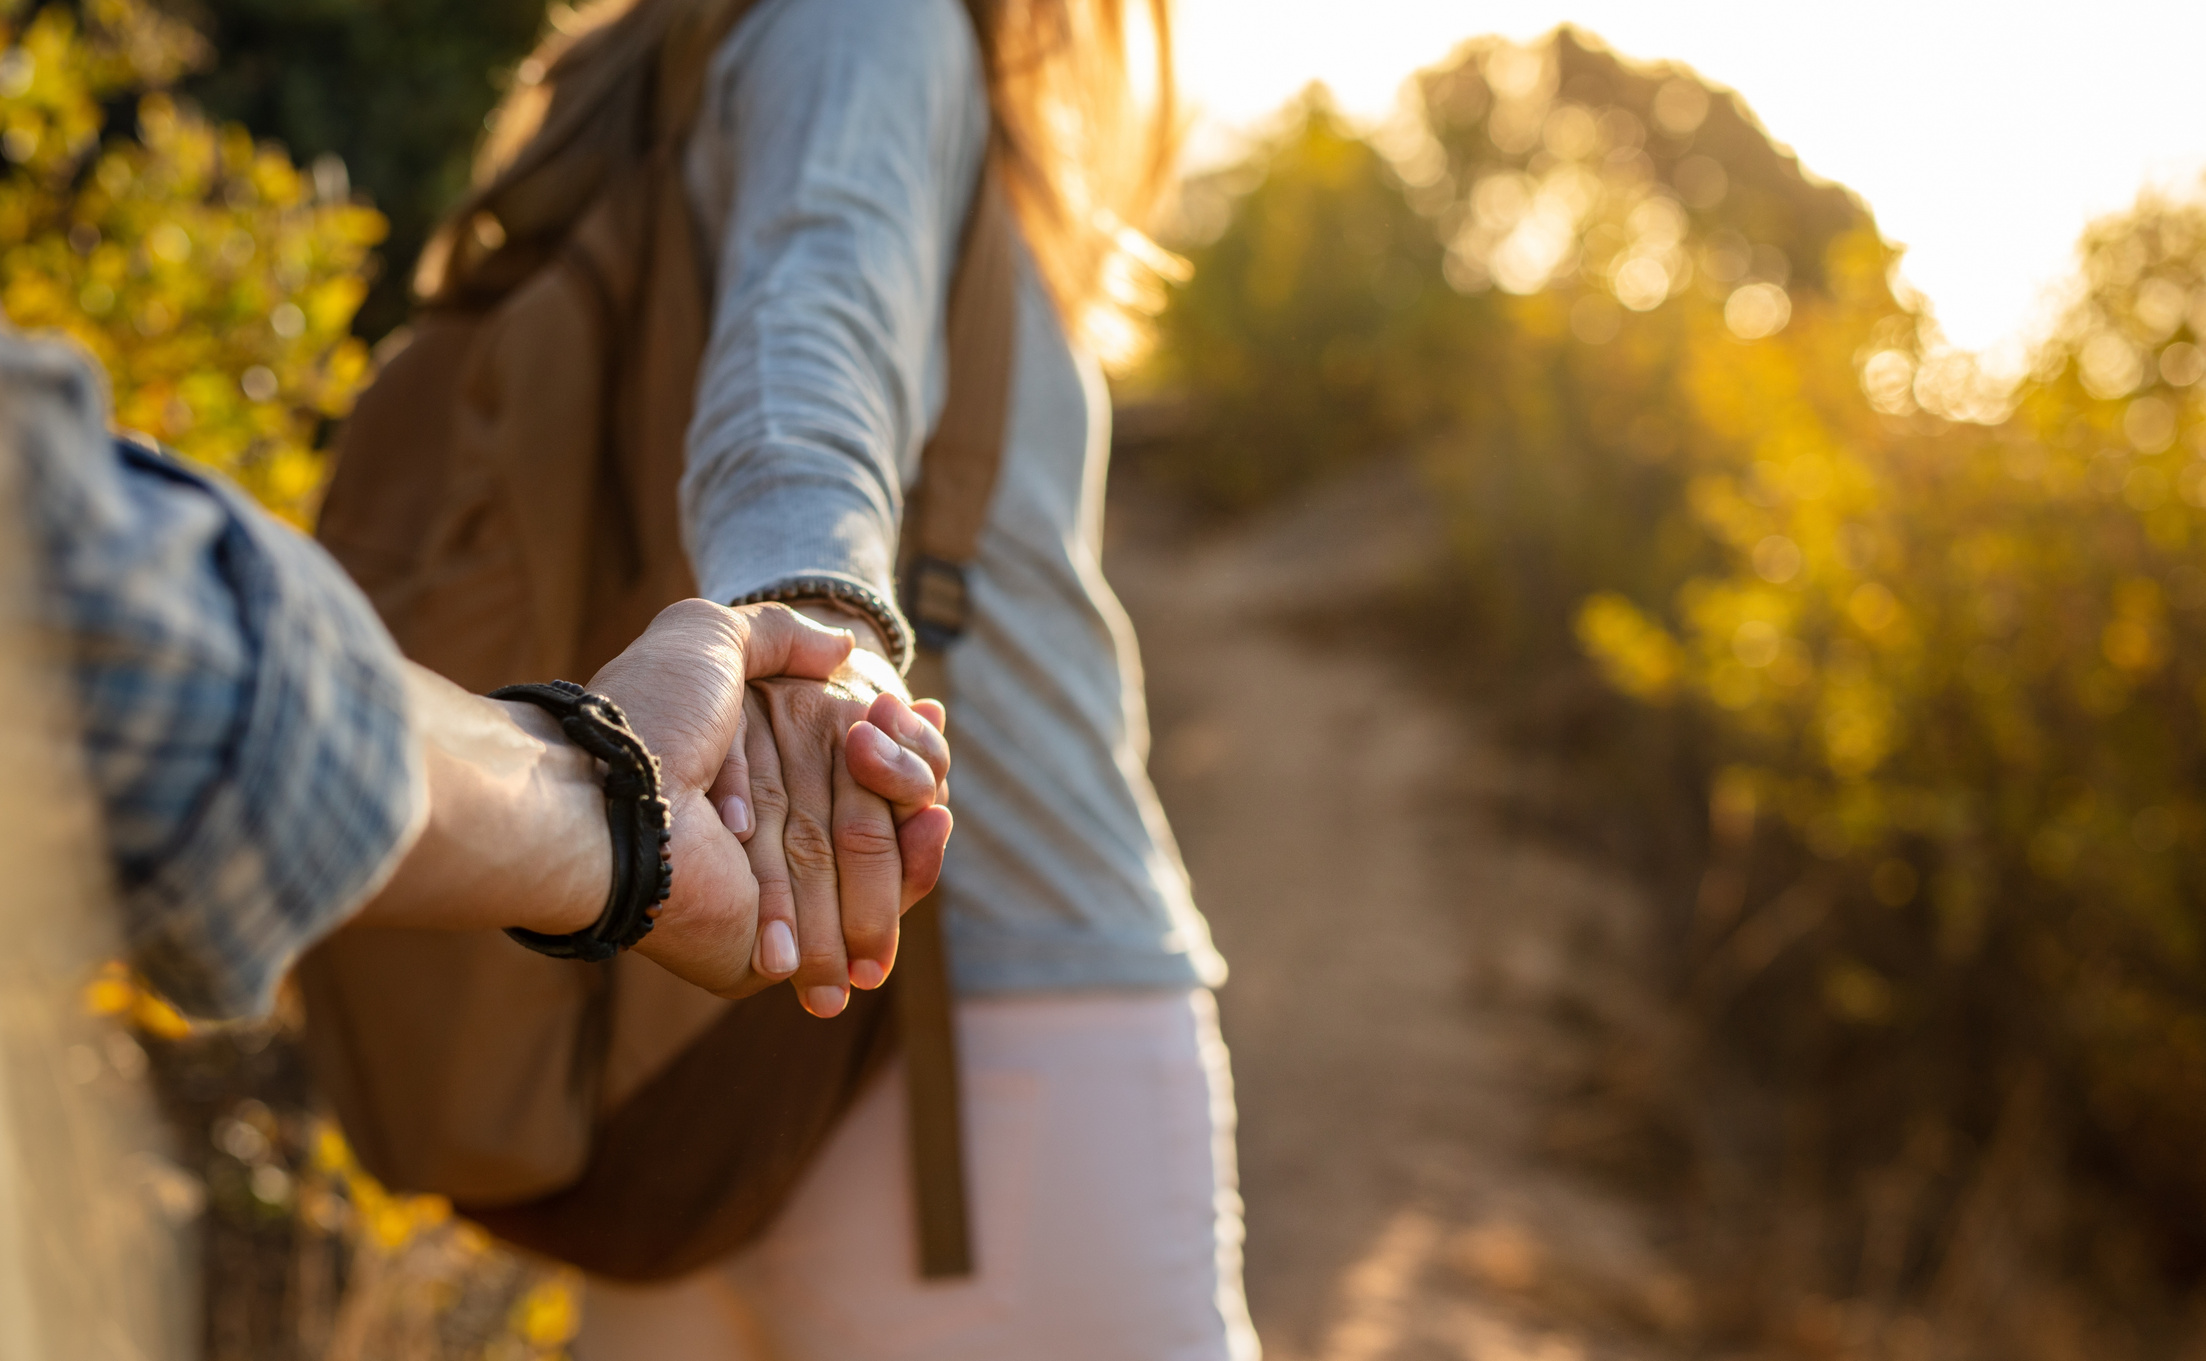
585,599,947,999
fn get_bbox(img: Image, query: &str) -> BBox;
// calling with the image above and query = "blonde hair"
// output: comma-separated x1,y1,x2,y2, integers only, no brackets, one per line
424,0,1178,354
971,0,1181,354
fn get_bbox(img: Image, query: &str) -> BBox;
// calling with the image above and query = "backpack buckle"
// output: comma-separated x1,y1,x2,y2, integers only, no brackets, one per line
901,556,970,653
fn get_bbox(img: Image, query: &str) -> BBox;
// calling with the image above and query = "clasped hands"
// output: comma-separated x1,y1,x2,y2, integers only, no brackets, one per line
587,599,951,1016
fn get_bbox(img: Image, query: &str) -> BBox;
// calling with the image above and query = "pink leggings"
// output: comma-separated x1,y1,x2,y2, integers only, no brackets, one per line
576,989,1260,1361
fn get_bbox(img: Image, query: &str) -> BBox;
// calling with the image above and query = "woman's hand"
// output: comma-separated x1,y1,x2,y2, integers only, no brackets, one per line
731,670,951,1018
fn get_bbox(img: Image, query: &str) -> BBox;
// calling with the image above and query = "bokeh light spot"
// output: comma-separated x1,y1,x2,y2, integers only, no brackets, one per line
1651,77,1709,136
1752,534,1804,583
1674,155,1727,209
1725,282,1791,339
1701,229,1751,284
2157,341,2205,387
1862,350,1916,414
1732,619,1783,668
1542,103,1598,160
1848,583,1900,634
1614,256,1671,311
147,222,191,264
2079,331,2145,399
2133,276,2190,341
2125,395,2177,453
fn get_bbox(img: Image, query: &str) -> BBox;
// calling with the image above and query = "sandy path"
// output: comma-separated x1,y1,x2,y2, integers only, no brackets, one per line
1106,469,1687,1361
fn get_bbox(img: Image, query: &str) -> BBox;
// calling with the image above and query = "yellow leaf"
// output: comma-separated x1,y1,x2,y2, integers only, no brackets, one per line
1576,592,1682,701
129,990,193,1039
511,1275,581,1348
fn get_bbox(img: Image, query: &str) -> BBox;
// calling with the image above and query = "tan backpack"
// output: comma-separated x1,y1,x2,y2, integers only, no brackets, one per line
297,0,1011,1281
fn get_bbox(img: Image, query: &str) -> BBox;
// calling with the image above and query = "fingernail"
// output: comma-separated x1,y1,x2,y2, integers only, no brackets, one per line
718,794,751,837
803,985,848,1018
760,920,798,976
849,958,887,990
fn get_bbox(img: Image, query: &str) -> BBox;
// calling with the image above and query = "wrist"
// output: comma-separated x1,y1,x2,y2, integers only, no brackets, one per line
492,700,611,936
487,682,672,961
353,669,612,936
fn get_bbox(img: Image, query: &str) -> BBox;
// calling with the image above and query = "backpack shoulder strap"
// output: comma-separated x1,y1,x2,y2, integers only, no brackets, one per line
900,174,1019,661
892,165,1018,1282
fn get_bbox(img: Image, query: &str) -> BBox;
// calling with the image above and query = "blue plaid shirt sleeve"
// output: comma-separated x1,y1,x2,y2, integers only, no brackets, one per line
4,335,424,1020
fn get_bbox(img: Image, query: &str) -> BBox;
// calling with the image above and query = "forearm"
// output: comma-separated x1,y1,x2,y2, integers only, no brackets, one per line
682,0,987,675
350,664,608,935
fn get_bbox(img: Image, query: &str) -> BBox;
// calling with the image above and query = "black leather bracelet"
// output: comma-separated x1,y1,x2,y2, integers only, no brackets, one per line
487,680,672,962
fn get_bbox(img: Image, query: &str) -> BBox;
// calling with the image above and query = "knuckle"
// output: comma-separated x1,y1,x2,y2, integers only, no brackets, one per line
814,693,866,730
781,813,838,874
659,597,721,626
747,777,790,820
780,678,857,723
834,816,901,861
877,775,932,811
654,597,731,644
763,684,823,731
729,600,792,649
842,929,893,961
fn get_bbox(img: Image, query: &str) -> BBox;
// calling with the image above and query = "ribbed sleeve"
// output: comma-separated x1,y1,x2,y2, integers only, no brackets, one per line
679,0,988,669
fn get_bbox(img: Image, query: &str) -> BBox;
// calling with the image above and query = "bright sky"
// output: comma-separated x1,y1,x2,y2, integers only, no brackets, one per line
1174,0,2206,358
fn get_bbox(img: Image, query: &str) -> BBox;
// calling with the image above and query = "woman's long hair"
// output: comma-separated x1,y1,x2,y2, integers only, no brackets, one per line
425,0,1177,353
974,0,1179,353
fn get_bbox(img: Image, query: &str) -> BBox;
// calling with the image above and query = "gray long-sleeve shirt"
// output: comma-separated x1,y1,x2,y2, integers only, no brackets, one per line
681,0,1224,994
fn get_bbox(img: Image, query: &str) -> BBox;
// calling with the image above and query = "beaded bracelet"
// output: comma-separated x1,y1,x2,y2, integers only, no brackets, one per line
728,575,915,673
488,680,672,962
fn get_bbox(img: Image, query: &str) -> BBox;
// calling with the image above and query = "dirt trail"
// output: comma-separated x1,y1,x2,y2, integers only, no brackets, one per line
1107,469,1688,1361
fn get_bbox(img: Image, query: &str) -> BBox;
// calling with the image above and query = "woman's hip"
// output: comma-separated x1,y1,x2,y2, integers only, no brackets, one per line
576,987,1257,1361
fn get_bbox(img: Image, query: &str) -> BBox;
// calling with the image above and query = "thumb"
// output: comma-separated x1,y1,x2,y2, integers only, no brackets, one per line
736,602,856,681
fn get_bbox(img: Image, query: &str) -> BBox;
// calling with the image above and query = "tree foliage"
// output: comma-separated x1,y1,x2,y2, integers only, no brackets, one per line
165,0,550,339
0,0,382,521
1582,190,2206,1254
1146,25,2206,1343
3,7,580,1354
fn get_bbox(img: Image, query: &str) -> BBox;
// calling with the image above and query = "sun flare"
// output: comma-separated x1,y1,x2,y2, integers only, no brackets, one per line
1173,0,2206,355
